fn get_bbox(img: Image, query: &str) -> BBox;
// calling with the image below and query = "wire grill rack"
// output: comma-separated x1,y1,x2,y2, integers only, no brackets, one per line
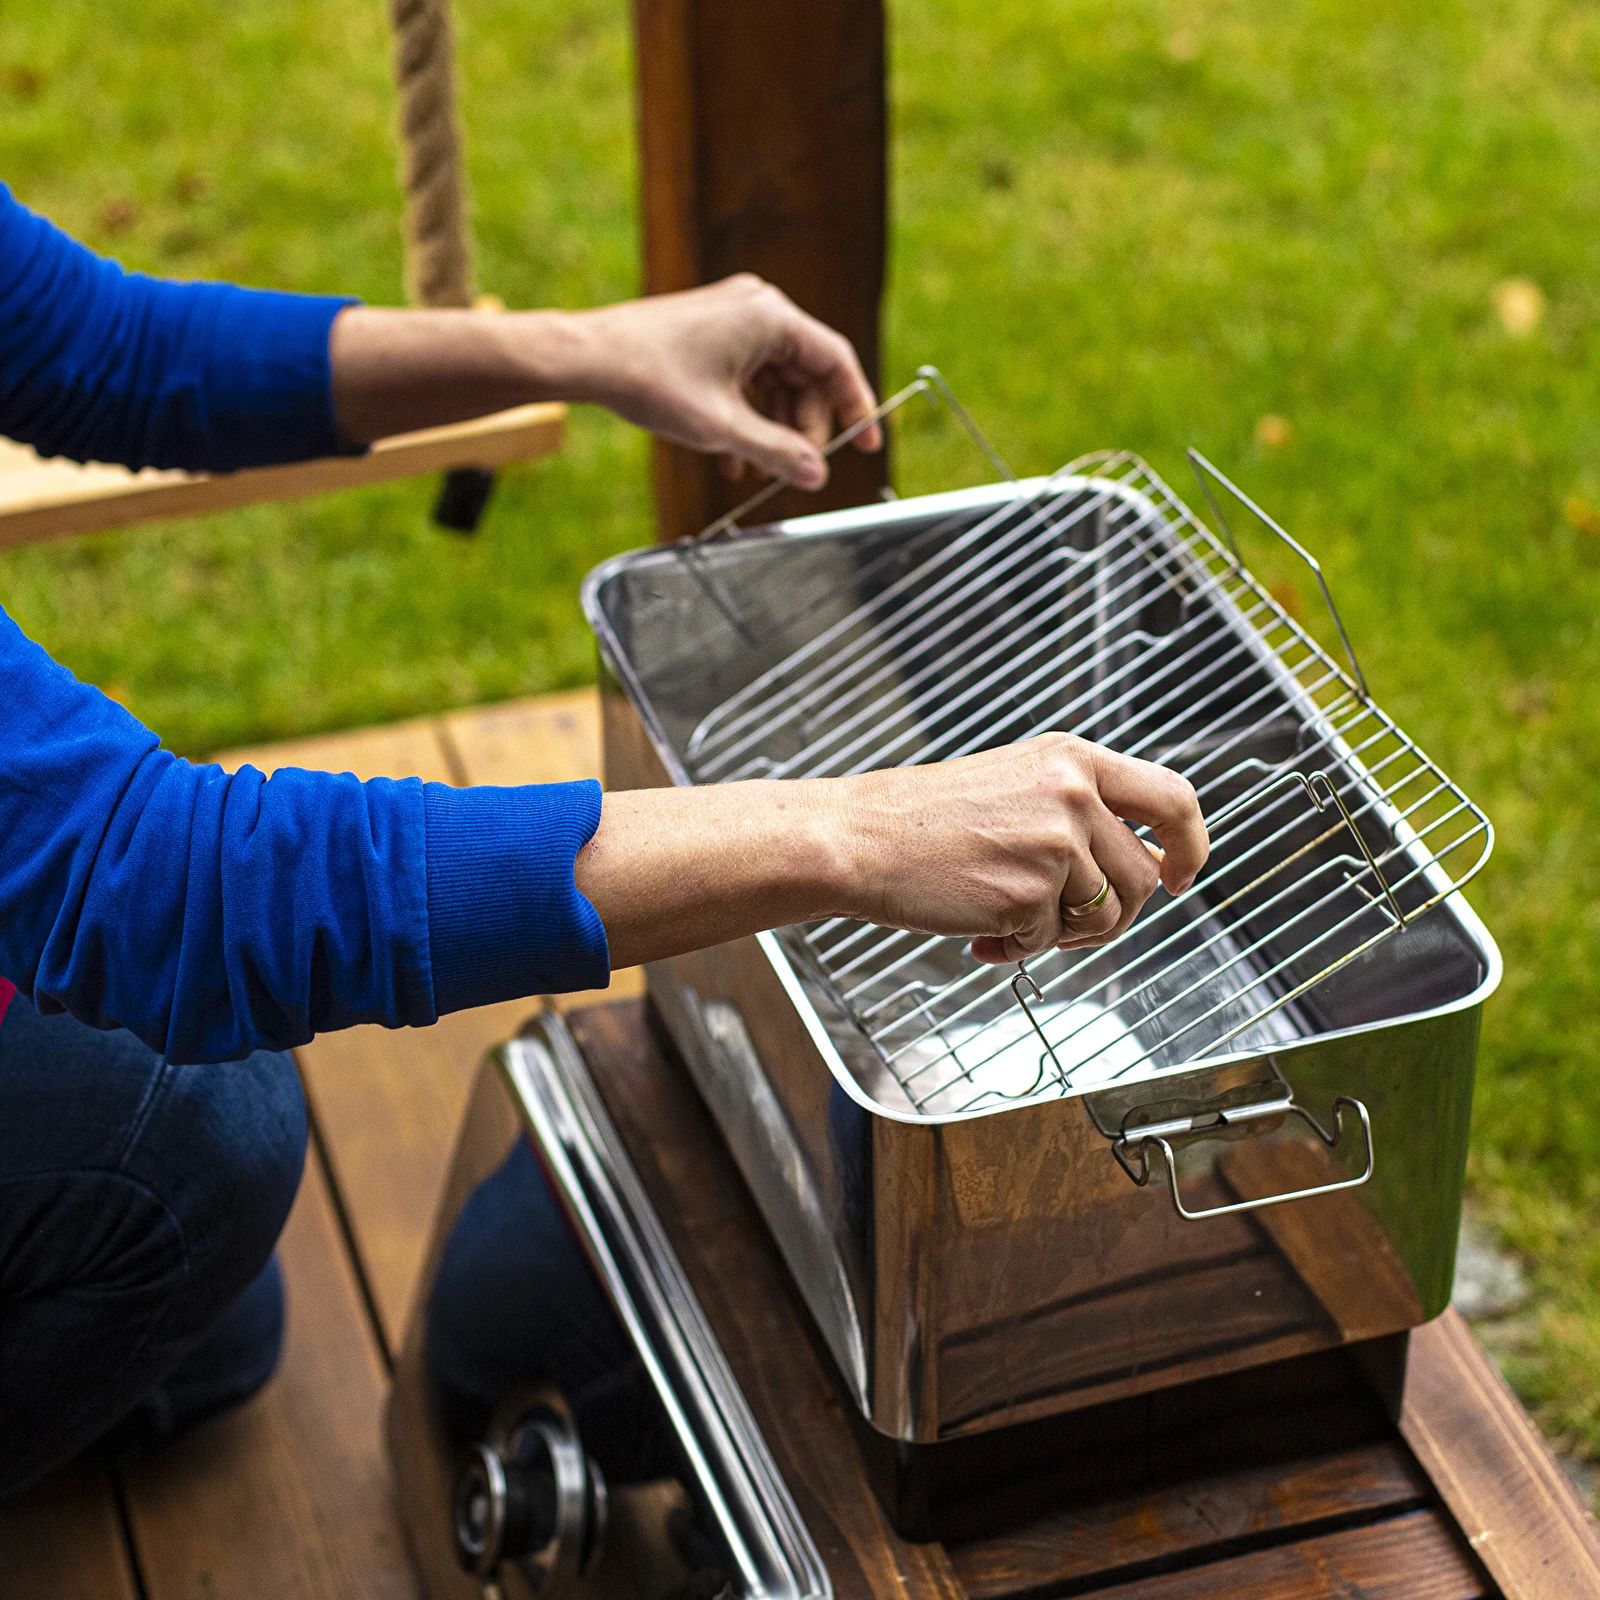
681,452,1492,1117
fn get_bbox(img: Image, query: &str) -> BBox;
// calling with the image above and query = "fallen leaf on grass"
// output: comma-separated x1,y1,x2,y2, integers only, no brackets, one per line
97,197,139,236
1493,277,1545,337
1270,580,1305,620
1255,414,1292,449
1565,495,1600,537
1503,682,1549,722
5,65,43,100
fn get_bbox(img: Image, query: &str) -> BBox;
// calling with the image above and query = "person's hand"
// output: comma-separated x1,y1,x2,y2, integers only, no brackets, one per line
831,733,1209,963
576,733,1209,971
570,274,882,489
328,279,880,480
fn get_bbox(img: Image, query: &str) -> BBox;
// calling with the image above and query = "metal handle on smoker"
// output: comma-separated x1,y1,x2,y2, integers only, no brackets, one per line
689,364,1015,544
1186,449,1370,702
1113,1094,1374,1221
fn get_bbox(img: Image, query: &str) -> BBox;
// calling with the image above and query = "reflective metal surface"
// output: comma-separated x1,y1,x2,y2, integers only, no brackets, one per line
385,1013,830,1599
583,467,1502,1445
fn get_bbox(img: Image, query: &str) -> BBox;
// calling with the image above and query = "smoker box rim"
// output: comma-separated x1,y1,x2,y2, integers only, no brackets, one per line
586,476,1503,1127
580,476,1056,786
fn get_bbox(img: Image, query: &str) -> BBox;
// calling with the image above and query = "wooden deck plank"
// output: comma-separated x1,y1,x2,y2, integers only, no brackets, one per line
948,1440,1432,1600
120,1153,420,1600
294,1000,540,1356
440,686,603,788
1088,1508,1487,1598
0,1463,139,1600
1403,1307,1600,1599
0,402,564,549
214,714,459,785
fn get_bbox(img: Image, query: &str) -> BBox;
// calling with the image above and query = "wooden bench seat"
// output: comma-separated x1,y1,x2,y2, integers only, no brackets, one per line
0,404,563,550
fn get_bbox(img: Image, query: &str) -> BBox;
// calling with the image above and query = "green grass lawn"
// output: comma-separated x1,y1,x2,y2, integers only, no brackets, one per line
6,0,1600,1473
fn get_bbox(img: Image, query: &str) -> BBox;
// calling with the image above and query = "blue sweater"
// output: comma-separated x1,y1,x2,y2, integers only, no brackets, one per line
0,183,609,1063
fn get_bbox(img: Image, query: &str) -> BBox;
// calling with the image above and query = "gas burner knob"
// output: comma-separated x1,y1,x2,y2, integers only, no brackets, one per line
454,1440,553,1574
451,1393,606,1593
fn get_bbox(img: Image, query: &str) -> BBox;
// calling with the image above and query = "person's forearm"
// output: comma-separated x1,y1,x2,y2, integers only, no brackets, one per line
329,276,882,486
575,737,1209,972
573,782,849,969
328,305,606,443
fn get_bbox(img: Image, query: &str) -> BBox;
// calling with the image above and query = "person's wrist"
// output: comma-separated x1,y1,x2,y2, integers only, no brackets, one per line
792,776,879,924
501,307,614,405
516,303,654,412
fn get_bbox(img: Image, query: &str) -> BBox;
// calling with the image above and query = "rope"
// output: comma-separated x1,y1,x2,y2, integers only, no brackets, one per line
388,0,473,309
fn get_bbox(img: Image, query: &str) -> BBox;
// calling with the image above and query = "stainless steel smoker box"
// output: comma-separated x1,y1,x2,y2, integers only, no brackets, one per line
582,452,1500,1448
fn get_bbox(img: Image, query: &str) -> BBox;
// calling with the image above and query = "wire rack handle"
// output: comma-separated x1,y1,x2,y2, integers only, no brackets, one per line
1185,449,1370,701
689,365,1016,545
1209,767,1406,929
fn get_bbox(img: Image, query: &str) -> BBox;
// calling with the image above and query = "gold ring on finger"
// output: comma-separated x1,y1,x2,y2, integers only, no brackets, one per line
1064,874,1111,919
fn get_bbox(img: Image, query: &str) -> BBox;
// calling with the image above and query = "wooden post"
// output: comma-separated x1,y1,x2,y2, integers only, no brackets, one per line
633,0,889,542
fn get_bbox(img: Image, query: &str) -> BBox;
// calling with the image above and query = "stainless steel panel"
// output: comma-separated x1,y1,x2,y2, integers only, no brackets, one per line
386,1013,829,1599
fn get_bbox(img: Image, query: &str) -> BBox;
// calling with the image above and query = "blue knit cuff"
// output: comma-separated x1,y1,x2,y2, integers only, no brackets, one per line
202,285,367,470
423,779,610,1014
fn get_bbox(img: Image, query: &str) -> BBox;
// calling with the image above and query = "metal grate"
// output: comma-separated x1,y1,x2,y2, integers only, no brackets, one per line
683,452,1492,1117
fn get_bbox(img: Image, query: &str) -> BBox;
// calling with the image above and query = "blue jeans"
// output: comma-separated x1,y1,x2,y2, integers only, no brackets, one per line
0,994,307,1499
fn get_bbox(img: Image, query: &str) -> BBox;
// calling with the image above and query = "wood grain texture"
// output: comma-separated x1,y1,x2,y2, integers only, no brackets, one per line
0,403,563,548
120,1155,421,1600
0,1463,139,1600
440,686,603,787
1087,1509,1487,1599
1403,1307,1600,1599
632,0,887,540
948,1441,1432,1600
934,1232,1331,1431
295,1001,538,1355
1220,1136,1426,1342
567,1000,964,1600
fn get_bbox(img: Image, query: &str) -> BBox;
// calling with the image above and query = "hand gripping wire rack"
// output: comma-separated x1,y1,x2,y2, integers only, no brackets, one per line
676,376,1493,1118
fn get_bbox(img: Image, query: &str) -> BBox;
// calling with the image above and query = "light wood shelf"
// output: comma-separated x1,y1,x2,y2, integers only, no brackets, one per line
0,401,565,548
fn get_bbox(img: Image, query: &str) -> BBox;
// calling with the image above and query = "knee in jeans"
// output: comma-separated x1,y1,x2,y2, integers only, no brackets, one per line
167,1051,308,1301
